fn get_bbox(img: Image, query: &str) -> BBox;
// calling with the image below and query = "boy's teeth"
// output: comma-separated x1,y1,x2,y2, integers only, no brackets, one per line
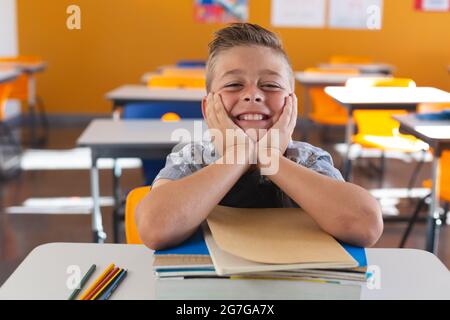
240,114,264,121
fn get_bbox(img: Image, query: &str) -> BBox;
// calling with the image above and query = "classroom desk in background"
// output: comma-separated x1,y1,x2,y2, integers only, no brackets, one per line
294,72,389,138
317,63,395,75
76,119,207,243
0,60,48,146
393,114,450,254
294,72,389,114
0,69,19,84
324,86,450,182
0,243,449,300
141,72,158,84
105,85,206,118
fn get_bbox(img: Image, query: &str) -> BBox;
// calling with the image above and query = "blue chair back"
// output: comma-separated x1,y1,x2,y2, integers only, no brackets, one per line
122,101,203,185
176,60,206,68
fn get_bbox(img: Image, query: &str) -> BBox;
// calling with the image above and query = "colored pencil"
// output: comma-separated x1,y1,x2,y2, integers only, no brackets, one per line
68,264,96,300
91,268,122,300
79,263,115,300
85,267,120,300
98,269,128,300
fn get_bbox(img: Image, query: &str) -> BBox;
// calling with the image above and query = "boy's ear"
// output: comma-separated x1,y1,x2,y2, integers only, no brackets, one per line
201,96,207,119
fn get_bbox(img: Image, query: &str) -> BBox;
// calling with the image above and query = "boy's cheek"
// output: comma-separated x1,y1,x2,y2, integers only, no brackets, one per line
266,93,287,113
217,92,236,113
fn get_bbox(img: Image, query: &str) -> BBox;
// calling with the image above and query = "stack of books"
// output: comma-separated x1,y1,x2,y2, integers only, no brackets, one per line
153,206,368,299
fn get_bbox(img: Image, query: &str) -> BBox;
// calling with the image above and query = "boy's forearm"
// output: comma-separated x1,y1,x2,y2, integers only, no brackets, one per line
261,151,383,247
137,150,250,250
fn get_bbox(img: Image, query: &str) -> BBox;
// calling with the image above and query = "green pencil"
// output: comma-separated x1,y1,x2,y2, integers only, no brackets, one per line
68,264,96,300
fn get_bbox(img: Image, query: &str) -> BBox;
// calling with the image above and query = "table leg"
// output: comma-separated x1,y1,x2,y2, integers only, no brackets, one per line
90,157,106,243
425,155,441,253
27,74,39,147
343,108,354,181
112,159,122,243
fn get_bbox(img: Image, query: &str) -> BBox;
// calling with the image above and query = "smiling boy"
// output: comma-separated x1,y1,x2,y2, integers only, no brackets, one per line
136,23,383,250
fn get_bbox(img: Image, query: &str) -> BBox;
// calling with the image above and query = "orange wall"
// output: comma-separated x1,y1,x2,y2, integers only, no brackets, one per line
17,0,450,114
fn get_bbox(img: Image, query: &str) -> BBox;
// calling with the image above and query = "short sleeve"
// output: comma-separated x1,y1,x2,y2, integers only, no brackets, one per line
285,141,344,181
152,142,217,186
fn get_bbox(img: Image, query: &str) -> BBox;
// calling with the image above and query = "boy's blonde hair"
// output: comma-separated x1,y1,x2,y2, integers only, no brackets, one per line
206,23,294,92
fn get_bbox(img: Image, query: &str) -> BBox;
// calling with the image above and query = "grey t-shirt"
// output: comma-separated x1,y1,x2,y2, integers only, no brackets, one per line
152,140,344,208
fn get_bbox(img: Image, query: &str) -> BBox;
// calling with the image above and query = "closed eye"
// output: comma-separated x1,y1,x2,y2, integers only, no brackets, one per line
261,83,283,90
224,83,243,88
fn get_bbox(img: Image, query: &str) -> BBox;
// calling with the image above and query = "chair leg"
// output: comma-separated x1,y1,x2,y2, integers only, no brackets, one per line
112,161,122,243
399,193,431,248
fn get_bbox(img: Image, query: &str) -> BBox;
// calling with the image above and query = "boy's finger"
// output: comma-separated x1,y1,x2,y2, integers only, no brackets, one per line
215,93,238,128
273,96,292,129
206,93,220,128
288,94,298,130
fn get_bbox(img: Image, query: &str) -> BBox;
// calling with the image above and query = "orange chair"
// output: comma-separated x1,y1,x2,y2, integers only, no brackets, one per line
345,78,428,184
303,68,360,141
148,75,206,89
0,56,42,101
0,55,48,146
125,186,150,244
0,83,13,121
329,55,373,65
160,68,205,78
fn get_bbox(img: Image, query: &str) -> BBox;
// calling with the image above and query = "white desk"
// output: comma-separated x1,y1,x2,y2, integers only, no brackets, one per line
1,243,448,300
393,114,450,253
0,61,47,74
0,69,19,84
324,87,450,182
295,72,388,86
77,119,207,243
105,85,206,112
318,63,395,75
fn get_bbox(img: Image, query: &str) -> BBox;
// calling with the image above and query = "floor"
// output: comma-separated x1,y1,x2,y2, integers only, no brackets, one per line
0,124,448,286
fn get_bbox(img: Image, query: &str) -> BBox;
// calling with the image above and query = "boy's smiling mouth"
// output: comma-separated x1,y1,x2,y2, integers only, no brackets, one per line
233,112,272,129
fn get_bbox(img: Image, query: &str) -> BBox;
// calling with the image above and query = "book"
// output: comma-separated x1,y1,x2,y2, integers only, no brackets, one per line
204,206,364,276
203,223,365,279
153,206,368,284
154,228,213,271
154,228,367,282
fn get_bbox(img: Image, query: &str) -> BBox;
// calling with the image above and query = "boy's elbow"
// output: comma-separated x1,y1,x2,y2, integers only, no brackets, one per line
136,201,168,251
352,203,384,247
337,199,383,248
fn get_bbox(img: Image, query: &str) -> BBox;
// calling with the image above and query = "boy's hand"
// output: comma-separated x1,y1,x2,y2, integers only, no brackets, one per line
257,93,298,166
205,93,256,164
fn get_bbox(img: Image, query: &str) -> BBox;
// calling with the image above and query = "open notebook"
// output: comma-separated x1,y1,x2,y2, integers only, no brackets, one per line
204,206,358,276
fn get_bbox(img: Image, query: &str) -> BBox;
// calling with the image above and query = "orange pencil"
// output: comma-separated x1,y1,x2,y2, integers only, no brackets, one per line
84,267,120,300
90,268,123,300
79,263,114,300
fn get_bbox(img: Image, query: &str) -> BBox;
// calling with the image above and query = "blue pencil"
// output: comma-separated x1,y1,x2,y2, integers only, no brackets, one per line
98,269,128,300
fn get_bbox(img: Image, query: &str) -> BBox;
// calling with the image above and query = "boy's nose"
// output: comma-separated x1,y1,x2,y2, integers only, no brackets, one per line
242,87,264,103
244,96,262,102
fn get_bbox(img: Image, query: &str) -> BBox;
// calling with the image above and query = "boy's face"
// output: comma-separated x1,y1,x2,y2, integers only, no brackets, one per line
207,45,294,132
